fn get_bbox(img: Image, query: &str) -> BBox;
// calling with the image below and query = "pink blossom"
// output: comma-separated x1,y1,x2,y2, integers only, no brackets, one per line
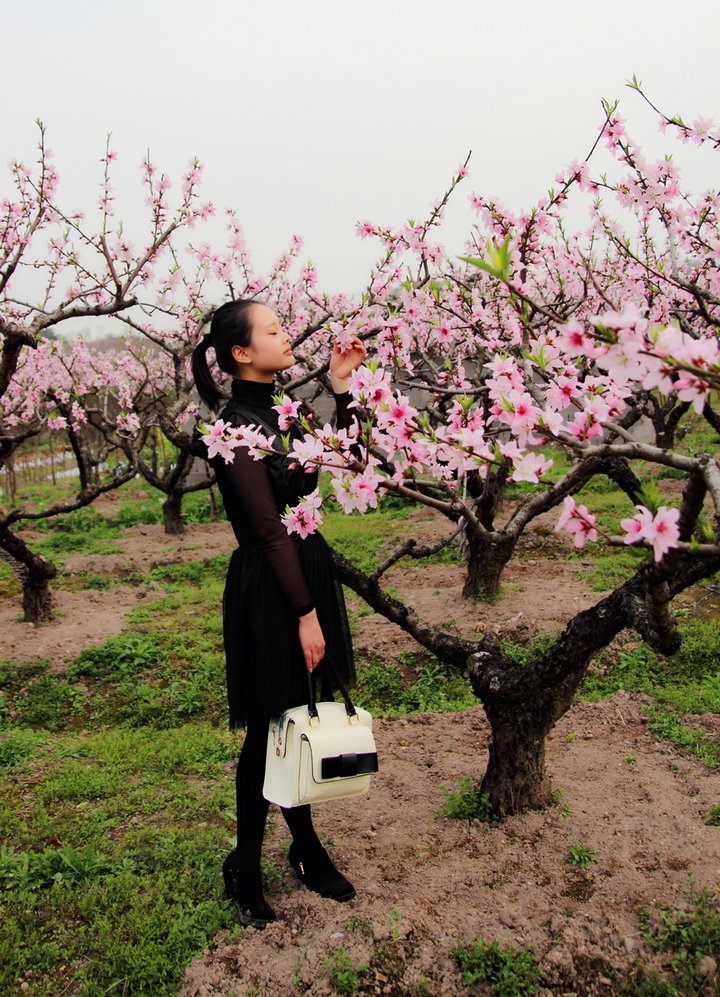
508,451,554,483
620,505,655,542
234,424,277,459
349,365,392,406
202,420,275,463
272,394,301,431
117,412,141,434
288,433,326,471
554,319,598,359
202,420,242,463
554,495,599,548
620,505,681,562
281,490,323,538
331,466,382,514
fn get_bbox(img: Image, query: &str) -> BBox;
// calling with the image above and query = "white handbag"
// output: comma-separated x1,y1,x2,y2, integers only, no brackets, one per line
263,661,378,808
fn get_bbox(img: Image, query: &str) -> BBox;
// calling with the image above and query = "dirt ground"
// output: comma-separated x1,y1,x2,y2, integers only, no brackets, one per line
2,516,720,994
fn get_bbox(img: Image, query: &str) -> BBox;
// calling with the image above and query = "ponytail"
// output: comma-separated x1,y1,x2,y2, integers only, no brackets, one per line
192,332,225,412
191,299,259,413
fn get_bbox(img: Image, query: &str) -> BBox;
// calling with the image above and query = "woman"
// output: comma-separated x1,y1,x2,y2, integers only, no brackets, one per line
192,299,365,929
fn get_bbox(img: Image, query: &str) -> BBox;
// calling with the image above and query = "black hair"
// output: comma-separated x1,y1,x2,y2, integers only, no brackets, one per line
191,299,258,411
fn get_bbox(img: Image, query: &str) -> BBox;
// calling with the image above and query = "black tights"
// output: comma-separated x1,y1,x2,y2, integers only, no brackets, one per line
234,724,321,872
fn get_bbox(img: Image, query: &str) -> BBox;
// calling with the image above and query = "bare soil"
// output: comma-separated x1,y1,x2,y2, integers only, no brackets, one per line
2,518,719,995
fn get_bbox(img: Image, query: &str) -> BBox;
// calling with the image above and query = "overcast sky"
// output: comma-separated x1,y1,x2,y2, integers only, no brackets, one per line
5,0,720,296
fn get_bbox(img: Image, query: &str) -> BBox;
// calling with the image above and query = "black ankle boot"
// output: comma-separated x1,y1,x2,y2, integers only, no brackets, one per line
288,841,356,902
222,851,277,929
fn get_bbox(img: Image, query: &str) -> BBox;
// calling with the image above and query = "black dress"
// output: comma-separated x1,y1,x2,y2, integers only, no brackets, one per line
211,378,356,729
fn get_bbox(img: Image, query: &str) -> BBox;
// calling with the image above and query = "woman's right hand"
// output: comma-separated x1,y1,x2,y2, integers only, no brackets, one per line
298,609,325,672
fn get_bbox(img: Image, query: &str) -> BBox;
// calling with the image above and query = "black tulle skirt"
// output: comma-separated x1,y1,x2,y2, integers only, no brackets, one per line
222,531,356,729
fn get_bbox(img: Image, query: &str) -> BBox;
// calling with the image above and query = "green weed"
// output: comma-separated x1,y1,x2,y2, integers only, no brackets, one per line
39,760,122,801
148,556,226,587
502,632,557,668
704,805,720,826
0,719,239,997
451,936,541,996
581,619,720,717
640,883,720,993
322,945,364,996
355,653,475,716
0,842,116,895
80,574,113,590
69,633,161,679
116,498,163,527
356,658,404,709
567,844,597,869
0,728,45,769
441,777,494,822
577,548,647,591
10,674,85,730
322,507,401,575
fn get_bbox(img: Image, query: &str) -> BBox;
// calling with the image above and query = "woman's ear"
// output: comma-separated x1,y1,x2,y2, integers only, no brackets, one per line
231,344,251,366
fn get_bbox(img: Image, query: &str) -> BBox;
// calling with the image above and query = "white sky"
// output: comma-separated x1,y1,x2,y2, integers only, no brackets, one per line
5,0,720,297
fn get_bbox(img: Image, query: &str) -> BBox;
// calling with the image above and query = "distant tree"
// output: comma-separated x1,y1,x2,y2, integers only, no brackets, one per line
0,126,212,619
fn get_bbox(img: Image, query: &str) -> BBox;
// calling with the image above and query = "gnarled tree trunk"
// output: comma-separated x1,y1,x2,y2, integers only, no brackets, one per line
0,528,56,623
480,698,554,812
162,490,185,534
461,529,516,599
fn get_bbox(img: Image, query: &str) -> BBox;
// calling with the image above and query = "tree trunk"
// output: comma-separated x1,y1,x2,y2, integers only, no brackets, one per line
162,489,185,534
480,696,555,814
0,528,56,623
461,529,516,599
22,567,55,623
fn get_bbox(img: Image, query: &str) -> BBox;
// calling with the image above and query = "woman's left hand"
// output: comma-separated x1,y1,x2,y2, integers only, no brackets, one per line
329,337,367,391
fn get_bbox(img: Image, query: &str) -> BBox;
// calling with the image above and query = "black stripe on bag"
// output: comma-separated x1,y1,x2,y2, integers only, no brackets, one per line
321,752,379,780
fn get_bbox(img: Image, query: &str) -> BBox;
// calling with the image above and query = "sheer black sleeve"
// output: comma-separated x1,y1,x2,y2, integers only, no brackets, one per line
334,391,353,432
216,445,315,616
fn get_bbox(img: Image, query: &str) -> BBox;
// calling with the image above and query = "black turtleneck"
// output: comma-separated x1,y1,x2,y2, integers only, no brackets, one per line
230,378,276,409
230,377,354,425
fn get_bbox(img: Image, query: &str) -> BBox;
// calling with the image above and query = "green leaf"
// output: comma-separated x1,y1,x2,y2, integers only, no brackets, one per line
637,481,662,515
460,235,513,281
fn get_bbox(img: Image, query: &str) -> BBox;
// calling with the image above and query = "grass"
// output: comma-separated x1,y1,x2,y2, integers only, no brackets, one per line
644,707,720,769
354,652,476,716
322,504,409,574
580,618,720,714
451,936,541,996
0,721,239,997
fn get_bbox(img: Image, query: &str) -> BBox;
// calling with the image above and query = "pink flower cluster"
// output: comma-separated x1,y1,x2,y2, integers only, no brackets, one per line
620,505,681,562
202,420,275,463
272,394,301,431
554,496,599,548
281,490,323,539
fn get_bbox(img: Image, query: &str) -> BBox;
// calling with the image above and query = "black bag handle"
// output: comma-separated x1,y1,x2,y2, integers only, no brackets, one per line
306,654,357,721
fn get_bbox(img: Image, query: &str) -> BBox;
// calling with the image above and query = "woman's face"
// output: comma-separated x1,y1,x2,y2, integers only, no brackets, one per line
232,304,295,379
